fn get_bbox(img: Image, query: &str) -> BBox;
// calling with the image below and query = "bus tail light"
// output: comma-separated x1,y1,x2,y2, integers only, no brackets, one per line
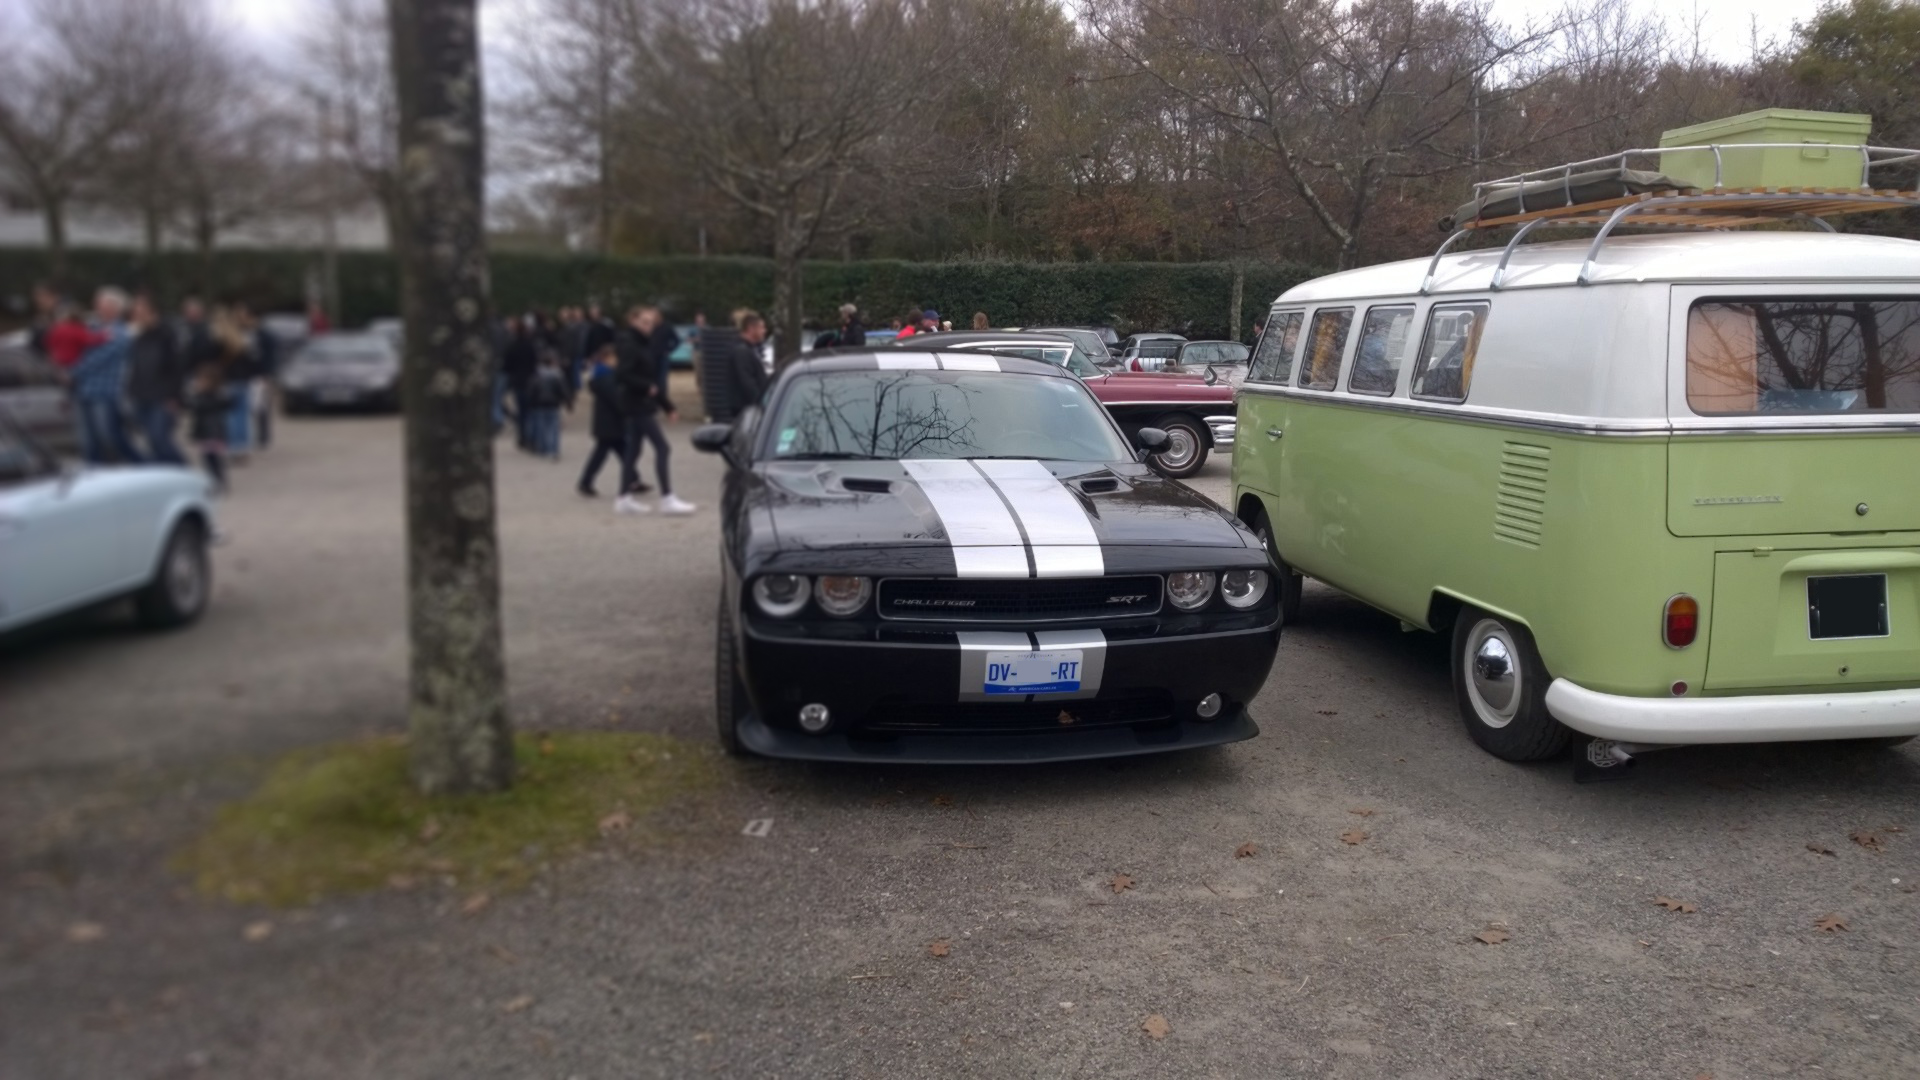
1664,595,1699,649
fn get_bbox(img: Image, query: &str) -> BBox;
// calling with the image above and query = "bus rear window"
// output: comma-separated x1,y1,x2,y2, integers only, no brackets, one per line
1687,299,1920,415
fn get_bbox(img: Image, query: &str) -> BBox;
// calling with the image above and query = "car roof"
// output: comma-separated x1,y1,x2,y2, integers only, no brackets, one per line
779,348,1073,380
1278,231,1920,304
305,332,395,349
895,331,1077,347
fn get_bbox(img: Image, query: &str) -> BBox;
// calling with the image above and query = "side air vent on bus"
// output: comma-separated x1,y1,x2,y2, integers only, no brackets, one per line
1495,442,1550,548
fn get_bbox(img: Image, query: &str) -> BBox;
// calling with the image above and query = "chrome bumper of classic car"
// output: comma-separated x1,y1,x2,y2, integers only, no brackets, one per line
1205,416,1235,449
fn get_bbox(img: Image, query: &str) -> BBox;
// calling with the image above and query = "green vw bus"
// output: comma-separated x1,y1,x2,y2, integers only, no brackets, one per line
1232,226,1920,763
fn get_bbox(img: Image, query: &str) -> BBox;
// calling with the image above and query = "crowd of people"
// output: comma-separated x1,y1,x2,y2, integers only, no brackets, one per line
25,283,290,492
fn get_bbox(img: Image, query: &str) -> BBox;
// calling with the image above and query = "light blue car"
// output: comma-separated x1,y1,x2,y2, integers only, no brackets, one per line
0,415,216,634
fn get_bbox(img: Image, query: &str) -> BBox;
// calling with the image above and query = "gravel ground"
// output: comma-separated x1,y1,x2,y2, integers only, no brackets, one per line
3,384,1917,1079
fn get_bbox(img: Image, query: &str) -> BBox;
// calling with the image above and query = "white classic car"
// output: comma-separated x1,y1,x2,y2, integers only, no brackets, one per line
0,415,216,634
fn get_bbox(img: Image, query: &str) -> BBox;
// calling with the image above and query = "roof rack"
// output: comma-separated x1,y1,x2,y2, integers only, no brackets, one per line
1420,143,1920,294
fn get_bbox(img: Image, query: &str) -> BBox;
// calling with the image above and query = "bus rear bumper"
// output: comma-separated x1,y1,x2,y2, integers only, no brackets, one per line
1546,679,1920,744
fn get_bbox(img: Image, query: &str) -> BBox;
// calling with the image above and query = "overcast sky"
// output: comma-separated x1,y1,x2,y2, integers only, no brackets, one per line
223,0,1817,66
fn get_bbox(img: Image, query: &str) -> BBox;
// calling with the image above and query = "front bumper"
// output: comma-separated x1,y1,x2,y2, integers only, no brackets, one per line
1205,416,1235,449
1545,678,1920,744
737,616,1277,763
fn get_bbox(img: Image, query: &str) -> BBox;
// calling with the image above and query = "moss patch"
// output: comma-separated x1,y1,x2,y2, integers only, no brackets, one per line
174,732,721,907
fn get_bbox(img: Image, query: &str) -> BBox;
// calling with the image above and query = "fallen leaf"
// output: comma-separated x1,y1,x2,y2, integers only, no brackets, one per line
1109,873,1135,893
598,810,632,836
928,940,951,958
242,920,273,942
1806,843,1836,857
1637,940,1653,947
1814,913,1849,933
1057,710,1077,726
1653,896,1699,914
1140,1014,1171,1040
1473,926,1511,945
1234,842,1258,859
66,921,105,944
1884,824,1907,834
931,795,953,806
1339,829,1369,845
460,893,492,917
500,995,535,1014
1349,808,1375,817
1850,831,1884,854
418,818,443,843
692,1032,715,1043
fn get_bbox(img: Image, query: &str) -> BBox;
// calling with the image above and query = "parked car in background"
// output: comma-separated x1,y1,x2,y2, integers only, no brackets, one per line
0,413,215,634
668,325,700,368
1177,340,1253,387
279,332,402,413
367,317,403,350
1120,333,1187,371
0,345,78,457
1020,327,1121,366
260,312,311,360
900,331,1235,479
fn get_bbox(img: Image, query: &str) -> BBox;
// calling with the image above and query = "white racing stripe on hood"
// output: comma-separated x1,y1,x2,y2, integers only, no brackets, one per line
900,459,1030,578
938,354,1002,372
875,355,939,370
974,459,1105,578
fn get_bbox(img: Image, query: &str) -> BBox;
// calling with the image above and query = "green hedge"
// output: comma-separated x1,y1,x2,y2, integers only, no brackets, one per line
0,248,1323,338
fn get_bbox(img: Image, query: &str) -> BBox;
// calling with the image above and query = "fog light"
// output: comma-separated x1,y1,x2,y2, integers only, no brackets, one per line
1196,693,1222,719
798,703,831,733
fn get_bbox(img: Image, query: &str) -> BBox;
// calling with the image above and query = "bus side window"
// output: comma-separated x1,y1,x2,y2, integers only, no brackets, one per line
1249,310,1304,384
1411,303,1490,403
1300,308,1355,391
1347,305,1415,395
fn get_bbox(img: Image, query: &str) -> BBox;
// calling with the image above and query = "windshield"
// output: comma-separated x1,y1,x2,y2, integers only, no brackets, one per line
300,341,394,365
1181,342,1249,366
1687,298,1920,415
767,369,1129,461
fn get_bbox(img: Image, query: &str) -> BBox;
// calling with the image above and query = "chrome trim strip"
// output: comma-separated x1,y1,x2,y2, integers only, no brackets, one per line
1031,629,1107,700
875,577,1165,623
1235,383,1920,438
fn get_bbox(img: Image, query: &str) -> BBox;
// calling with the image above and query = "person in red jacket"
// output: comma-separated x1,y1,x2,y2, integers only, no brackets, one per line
44,305,107,368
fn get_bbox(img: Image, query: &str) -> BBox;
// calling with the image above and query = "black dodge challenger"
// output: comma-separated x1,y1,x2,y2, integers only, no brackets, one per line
691,349,1281,763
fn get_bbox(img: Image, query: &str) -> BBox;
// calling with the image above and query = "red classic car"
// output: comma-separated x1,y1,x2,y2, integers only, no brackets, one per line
895,332,1235,478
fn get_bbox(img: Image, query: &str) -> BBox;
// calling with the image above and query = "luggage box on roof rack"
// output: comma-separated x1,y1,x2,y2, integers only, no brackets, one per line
1659,109,1873,191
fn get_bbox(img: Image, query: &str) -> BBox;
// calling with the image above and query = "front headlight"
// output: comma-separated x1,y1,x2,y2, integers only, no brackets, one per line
1221,569,1270,609
813,575,872,617
1166,571,1217,611
752,574,810,617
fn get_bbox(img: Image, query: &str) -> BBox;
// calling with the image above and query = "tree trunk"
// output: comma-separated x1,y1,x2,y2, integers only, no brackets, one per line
43,198,68,287
772,213,805,364
1229,261,1244,342
388,0,513,795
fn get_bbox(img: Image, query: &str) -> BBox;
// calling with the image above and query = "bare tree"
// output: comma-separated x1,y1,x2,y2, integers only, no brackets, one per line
308,0,403,241
0,0,205,280
388,0,513,794
506,0,628,254
618,0,948,358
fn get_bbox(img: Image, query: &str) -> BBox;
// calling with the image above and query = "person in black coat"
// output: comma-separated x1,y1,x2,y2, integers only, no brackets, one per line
729,311,771,416
126,293,186,464
837,303,866,348
502,319,539,450
610,306,695,514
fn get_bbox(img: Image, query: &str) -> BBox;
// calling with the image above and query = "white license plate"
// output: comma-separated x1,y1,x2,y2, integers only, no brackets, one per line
982,649,1084,695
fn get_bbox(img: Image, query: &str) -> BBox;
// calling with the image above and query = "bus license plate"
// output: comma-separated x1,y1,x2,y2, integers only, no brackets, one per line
982,650,1084,694
1807,573,1889,640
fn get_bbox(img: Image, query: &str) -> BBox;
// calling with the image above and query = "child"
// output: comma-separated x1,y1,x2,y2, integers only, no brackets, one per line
187,364,233,493
523,351,568,459
576,344,629,496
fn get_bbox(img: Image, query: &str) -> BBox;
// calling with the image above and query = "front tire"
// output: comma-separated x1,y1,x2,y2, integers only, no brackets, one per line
714,594,750,756
136,519,210,629
1241,506,1304,626
1150,413,1209,479
1451,610,1569,761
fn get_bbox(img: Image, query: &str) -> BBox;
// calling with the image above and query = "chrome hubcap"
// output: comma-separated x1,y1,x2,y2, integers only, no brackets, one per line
1158,428,1197,470
167,540,203,611
1465,619,1519,728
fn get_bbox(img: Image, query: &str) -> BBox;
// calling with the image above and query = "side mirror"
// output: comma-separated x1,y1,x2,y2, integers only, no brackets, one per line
1134,426,1172,454
691,424,733,455
1203,366,1219,386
